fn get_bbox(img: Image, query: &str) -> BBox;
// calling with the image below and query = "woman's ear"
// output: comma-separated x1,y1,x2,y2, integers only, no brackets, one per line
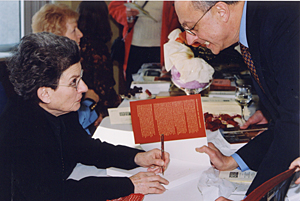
37,87,51,104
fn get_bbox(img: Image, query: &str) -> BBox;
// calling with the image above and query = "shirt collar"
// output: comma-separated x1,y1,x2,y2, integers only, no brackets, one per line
239,1,248,48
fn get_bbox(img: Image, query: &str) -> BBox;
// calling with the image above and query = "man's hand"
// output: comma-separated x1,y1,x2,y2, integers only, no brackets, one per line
289,157,300,184
134,149,170,174
240,110,268,129
130,172,169,194
196,142,238,171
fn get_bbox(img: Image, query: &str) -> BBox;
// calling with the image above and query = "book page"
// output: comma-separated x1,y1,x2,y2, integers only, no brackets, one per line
130,94,206,144
107,158,209,189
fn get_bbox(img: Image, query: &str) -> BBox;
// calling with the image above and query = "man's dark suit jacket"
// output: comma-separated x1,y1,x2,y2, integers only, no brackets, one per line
0,97,143,200
236,1,299,195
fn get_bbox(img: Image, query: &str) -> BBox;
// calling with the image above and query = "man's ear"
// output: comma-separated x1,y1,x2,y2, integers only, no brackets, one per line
37,87,51,104
214,2,230,23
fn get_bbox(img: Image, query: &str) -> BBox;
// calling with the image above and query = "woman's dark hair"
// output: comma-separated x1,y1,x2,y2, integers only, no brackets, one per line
77,1,112,43
6,32,81,101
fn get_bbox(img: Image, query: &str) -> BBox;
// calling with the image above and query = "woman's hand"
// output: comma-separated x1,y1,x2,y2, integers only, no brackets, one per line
134,149,170,174
240,110,268,129
130,172,169,194
196,142,238,171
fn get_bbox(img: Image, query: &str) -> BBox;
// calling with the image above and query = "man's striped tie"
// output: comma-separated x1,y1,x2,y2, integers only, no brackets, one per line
240,43,264,92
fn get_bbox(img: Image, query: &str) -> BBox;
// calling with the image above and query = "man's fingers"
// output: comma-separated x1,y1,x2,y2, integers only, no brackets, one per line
196,143,218,156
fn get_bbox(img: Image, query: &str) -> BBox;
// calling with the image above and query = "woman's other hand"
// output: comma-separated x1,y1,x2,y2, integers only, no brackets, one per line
130,172,169,194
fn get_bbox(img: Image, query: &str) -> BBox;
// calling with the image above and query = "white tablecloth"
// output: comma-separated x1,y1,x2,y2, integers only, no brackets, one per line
69,97,300,201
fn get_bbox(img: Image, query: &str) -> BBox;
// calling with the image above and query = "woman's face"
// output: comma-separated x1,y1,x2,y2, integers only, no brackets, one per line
39,62,88,116
64,18,83,45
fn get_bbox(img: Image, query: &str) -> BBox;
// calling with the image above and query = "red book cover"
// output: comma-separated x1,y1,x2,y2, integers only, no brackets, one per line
130,94,206,144
107,193,144,201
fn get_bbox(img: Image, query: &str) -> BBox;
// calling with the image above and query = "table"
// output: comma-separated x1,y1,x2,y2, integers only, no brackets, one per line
69,97,300,201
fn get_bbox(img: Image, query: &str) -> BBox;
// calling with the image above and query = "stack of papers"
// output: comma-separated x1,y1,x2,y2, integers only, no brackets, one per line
201,97,250,117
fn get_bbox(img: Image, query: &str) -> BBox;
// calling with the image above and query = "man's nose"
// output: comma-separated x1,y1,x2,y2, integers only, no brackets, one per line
185,33,199,46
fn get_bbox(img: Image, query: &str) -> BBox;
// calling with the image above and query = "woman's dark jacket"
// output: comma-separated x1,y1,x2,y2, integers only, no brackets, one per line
0,97,142,200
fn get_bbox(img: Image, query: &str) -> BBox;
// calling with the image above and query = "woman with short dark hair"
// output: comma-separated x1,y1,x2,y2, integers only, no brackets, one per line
0,32,169,201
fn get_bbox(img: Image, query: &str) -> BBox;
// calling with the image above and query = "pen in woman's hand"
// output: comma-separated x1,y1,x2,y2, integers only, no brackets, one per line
161,134,165,175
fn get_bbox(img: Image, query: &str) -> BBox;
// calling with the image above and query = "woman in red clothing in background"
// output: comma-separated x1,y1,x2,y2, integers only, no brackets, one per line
108,1,180,89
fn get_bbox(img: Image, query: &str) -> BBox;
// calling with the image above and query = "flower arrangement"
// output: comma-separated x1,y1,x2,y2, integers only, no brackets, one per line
163,29,214,90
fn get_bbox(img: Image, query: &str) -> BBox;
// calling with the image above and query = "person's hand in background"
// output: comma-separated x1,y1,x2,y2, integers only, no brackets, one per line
289,157,300,184
84,89,99,103
126,8,139,19
240,110,268,129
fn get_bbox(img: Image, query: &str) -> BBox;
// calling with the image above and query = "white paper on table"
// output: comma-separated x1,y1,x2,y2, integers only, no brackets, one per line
208,91,236,98
107,158,209,190
198,167,236,200
108,107,131,124
141,137,210,164
92,126,140,149
130,81,170,95
68,163,106,181
206,129,246,154
106,136,210,190
219,169,257,183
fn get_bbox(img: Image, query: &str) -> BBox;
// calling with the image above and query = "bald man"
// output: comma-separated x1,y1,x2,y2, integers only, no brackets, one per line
175,1,299,199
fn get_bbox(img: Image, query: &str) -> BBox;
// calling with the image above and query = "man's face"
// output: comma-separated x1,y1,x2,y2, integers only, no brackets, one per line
175,1,235,55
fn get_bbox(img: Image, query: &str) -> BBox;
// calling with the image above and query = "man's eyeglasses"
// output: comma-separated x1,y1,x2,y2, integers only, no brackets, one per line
57,69,83,91
182,3,216,36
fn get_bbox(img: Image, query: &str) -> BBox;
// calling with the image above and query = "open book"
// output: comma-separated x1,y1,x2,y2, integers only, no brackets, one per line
106,95,210,189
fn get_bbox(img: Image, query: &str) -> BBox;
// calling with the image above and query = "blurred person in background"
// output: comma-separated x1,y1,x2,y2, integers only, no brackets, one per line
32,3,99,134
109,1,180,89
77,1,121,126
